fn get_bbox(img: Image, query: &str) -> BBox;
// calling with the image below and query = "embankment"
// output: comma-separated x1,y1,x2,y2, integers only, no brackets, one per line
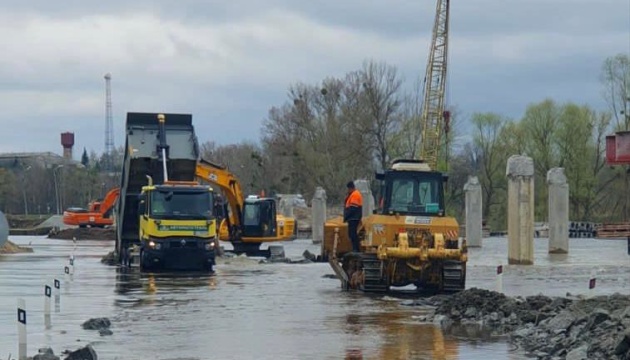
407,288,630,359
48,227,116,240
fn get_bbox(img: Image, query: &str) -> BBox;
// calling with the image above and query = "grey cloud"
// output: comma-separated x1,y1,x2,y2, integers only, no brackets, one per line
0,0,625,156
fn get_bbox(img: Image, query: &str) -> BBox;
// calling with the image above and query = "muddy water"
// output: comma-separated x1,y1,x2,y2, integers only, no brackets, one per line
0,237,628,359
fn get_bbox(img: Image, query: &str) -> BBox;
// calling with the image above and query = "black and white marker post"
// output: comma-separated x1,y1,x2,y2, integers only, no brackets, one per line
496,264,503,293
44,284,52,329
589,270,596,297
17,298,26,360
54,279,61,313
69,255,75,275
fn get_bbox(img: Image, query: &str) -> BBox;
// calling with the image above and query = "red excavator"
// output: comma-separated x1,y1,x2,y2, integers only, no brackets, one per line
63,187,120,228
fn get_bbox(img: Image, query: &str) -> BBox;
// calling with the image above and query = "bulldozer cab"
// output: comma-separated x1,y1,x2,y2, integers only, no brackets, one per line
242,198,277,238
376,160,447,217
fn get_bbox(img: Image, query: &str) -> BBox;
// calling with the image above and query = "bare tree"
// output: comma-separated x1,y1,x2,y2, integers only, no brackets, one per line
359,60,403,171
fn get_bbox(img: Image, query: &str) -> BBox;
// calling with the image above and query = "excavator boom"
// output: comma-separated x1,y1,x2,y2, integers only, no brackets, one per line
194,158,245,231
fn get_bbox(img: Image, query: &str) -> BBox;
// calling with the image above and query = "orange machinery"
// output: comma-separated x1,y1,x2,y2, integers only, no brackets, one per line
63,187,120,228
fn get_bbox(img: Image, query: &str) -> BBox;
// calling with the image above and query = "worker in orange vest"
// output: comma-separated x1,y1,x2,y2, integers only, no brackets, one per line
344,181,363,252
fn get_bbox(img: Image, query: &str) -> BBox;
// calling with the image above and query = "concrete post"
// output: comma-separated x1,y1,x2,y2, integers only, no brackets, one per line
464,176,483,247
311,187,327,245
354,179,374,218
506,155,535,265
278,196,294,218
0,210,8,248
547,168,569,254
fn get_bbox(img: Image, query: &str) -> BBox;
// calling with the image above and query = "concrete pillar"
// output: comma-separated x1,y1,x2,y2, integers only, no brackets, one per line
354,179,374,217
311,187,327,245
0,211,8,248
506,155,535,265
278,196,294,218
464,176,483,247
547,168,569,254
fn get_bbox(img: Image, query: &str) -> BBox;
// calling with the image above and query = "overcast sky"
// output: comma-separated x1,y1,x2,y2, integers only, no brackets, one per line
0,0,628,157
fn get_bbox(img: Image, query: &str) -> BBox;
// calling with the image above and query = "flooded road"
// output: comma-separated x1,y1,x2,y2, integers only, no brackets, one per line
0,236,628,359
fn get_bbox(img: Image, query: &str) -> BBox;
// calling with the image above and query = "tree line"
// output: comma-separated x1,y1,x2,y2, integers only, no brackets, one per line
0,54,627,232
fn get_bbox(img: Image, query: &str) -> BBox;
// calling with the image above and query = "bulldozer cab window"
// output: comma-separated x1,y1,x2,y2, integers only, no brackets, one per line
150,190,213,220
386,174,444,216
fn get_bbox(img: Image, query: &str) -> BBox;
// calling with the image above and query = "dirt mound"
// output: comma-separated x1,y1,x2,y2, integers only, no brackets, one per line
417,288,630,359
0,240,33,254
5,214,45,229
49,227,116,240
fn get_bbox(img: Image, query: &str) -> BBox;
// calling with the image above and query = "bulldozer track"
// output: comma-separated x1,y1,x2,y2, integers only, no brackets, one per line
441,260,465,293
360,253,389,293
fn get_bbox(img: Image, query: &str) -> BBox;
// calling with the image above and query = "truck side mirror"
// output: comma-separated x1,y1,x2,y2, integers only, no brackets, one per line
138,200,146,215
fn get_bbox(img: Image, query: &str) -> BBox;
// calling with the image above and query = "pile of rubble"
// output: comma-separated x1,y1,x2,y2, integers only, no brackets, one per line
408,288,630,359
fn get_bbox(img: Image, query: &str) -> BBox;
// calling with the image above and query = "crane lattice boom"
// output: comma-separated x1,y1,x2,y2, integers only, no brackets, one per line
419,0,450,171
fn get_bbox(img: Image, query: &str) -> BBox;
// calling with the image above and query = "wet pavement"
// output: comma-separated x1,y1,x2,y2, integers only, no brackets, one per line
0,236,628,359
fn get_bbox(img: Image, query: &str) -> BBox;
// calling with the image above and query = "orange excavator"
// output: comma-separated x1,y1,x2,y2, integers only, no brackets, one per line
63,187,120,228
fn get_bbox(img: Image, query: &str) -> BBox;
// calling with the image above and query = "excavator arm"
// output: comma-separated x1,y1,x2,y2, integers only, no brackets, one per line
195,158,245,234
100,188,120,218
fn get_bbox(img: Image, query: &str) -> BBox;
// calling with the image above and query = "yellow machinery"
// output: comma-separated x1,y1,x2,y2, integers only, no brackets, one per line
195,159,297,256
322,0,467,293
137,178,218,271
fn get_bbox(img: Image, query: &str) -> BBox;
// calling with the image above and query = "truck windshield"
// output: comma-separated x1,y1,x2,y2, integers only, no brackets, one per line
150,191,213,220
385,174,444,216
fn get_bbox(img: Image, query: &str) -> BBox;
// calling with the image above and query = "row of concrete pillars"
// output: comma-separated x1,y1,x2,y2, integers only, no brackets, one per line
465,155,569,265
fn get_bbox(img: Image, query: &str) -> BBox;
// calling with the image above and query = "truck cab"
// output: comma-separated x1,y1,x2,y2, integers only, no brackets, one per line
137,180,217,271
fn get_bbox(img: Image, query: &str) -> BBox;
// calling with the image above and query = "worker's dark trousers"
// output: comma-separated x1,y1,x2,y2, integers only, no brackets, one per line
348,220,360,252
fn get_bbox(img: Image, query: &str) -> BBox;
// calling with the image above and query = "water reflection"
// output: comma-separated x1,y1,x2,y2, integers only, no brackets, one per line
336,311,460,360
114,267,217,308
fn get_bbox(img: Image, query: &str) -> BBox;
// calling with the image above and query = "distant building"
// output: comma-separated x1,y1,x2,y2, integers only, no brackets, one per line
0,152,82,170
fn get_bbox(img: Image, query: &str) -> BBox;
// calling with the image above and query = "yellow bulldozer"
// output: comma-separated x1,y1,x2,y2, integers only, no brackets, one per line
322,159,467,293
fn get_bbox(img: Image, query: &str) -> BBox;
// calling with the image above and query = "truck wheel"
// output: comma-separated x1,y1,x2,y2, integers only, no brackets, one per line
139,250,147,270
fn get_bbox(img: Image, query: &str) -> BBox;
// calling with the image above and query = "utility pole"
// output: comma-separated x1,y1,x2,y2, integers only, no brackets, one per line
104,73,114,172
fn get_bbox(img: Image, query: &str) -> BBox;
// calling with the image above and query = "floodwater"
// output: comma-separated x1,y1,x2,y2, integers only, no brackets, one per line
0,236,628,360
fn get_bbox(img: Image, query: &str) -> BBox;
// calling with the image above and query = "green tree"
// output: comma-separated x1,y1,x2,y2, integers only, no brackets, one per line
81,148,89,167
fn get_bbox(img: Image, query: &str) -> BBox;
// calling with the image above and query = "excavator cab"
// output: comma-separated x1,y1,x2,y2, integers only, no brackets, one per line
242,197,277,238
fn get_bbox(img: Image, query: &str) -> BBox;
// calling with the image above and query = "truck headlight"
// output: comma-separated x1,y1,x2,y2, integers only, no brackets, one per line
148,241,162,250
205,242,215,250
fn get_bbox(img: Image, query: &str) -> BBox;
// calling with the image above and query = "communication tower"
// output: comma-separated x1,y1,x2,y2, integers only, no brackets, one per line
104,73,114,171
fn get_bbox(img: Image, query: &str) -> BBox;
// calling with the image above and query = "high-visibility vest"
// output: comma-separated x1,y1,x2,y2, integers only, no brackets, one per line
345,190,363,208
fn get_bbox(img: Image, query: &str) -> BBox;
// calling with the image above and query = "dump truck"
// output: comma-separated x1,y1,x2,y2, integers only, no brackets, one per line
323,159,467,293
63,187,120,227
115,113,218,271
195,159,297,256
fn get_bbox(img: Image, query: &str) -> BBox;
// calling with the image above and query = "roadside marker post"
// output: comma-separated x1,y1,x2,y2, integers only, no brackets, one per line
17,298,26,360
54,279,61,313
44,285,52,329
496,264,503,293
588,270,596,297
